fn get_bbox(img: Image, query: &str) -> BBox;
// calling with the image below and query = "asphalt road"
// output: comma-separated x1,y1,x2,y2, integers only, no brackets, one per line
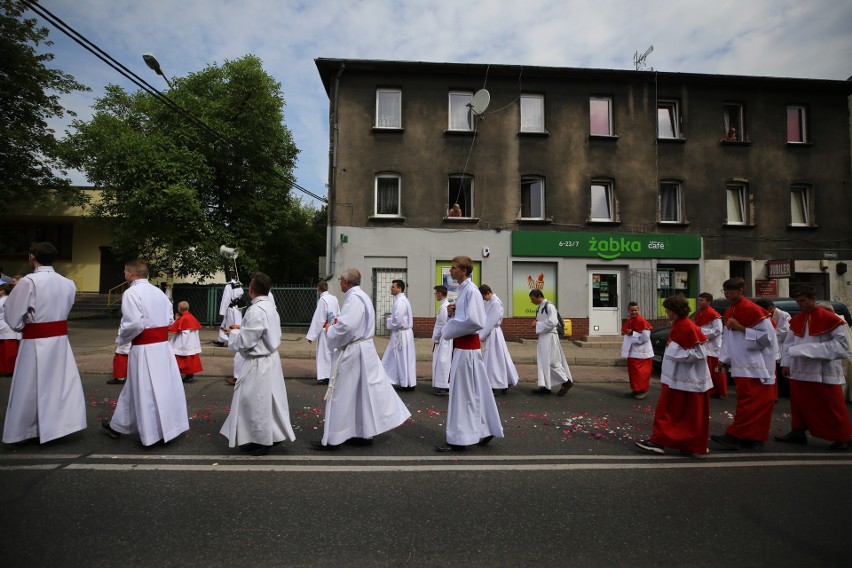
1,376,852,567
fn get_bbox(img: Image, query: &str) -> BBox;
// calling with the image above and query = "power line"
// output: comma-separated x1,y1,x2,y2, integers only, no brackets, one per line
20,0,327,204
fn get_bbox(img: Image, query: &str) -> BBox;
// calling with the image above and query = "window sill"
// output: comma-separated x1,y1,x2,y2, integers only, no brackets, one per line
589,134,619,141
371,127,404,134
586,219,621,226
722,222,755,228
657,137,686,144
785,142,812,148
517,217,553,225
444,130,476,136
368,215,406,222
720,140,752,146
787,223,818,230
518,130,550,138
443,216,479,223
657,221,690,227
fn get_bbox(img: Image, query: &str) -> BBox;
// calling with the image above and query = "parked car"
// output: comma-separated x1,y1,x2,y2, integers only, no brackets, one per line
649,298,852,397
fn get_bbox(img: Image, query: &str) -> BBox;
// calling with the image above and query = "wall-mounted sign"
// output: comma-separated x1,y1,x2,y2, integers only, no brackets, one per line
765,259,793,279
511,262,557,317
512,231,701,260
755,279,777,297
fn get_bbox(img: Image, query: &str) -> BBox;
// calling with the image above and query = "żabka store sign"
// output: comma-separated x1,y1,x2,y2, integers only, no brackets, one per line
512,231,701,260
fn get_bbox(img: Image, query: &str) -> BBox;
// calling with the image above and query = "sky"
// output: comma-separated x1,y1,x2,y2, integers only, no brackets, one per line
26,0,852,207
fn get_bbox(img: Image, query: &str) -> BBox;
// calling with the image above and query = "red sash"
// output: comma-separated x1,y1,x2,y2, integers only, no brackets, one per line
132,326,169,345
22,320,68,339
453,334,481,350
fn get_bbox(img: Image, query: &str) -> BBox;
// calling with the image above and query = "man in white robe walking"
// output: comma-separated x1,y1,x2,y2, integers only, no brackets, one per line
529,289,573,396
102,259,189,447
216,272,242,346
436,256,504,452
382,279,417,390
313,268,411,449
220,272,295,455
2,242,86,444
431,285,452,396
306,279,339,385
479,284,519,394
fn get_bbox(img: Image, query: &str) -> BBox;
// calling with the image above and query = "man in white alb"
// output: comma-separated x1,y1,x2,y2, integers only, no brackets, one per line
306,279,339,385
382,279,417,391
431,285,452,396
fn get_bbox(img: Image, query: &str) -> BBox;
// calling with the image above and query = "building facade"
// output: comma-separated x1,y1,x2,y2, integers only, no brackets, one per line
315,58,852,338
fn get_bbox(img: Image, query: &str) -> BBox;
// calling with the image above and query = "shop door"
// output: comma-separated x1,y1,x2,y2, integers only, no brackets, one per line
589,270,620,335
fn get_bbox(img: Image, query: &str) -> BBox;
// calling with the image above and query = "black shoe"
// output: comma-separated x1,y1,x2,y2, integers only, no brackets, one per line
774,430,807,445
633,390,648,400
345,437,374,446
635,439,664,454
213,341,225,347
317,378,330,385
830,441,851,451
182,375,195,384
132,439,164,449
106,378,126,385
557,381,574,397
435,444,466,452
532,387,551,395
740,439,764,450
310,440,339,451
501,388,508,395
403,386,416,392
240,443,270,456
433,388,449,396
101,421,121,439
477,435,494,446
710,433,741,451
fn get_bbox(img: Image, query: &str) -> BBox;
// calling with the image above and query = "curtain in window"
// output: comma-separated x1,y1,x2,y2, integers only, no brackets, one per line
521,97,543,132
790,188,808,224
726,188,744,223
377,178,399,215
450,94,472,130
660,184,679,222
377,92,400,128
590,99,611,135
786,107,804,142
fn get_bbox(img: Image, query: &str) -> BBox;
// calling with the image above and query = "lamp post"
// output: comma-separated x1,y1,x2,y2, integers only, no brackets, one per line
142,52,174,89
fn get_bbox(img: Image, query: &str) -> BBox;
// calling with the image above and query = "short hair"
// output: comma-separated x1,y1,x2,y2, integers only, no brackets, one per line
452,256,473,277
479,284,492,296
627,301,639,308
250,272,272,296
794,285,816,299
433,285,447,296
755,298,774,311
662,295,691,318
177,301,189,312
529,289,544,299
722,277,745,291
317,279,329,293
125,259,149,278
29,242,58,266
0,283,13,295
392,279,406,292
698,292,713,302
340,268,361,287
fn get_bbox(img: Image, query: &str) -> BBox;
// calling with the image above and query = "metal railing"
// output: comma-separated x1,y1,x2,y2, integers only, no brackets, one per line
107,281,129,307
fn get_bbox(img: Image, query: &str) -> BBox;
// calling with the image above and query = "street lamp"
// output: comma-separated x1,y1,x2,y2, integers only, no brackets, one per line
142,52,173,89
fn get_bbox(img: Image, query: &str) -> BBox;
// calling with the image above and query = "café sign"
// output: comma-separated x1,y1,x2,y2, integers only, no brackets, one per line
512,231,701,260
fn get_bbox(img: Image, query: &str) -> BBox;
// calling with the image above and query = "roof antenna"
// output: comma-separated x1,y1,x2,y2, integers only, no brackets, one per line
634,45,654,71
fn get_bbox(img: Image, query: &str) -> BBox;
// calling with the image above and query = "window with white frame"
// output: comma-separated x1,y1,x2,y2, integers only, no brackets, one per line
787,106,807,143
723,103,745,141
590,180,615,221
589,96,613,136
659,181,682,223
520,94,545,132
725,182,748,225
375,173,400,216
448,174,474,217
520,176,545,219
657,100,681,139
790,185,810,226
448,91,473,131
375,89,401,129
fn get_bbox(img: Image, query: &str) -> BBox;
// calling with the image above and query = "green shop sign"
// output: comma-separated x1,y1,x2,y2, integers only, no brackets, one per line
512,231,701,260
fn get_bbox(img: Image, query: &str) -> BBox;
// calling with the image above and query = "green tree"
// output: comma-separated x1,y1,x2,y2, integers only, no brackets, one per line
63,55,308,281
0,0,89,206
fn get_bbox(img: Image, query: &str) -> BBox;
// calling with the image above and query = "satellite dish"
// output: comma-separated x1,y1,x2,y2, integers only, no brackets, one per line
470,89,491,115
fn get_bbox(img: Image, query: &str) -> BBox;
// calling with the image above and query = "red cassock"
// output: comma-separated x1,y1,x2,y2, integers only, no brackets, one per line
169,313,204,375
0,339,19,375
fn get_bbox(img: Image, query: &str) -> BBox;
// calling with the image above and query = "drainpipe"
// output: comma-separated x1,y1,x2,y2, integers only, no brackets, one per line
322,62,345,282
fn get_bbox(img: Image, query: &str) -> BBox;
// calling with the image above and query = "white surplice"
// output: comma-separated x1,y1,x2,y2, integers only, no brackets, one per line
382,292,417,388
661,342,713,392
2,267,86,444
0,296,21,341
781,320,850,385
431,299,452,389
440,279,504,446
535,299,573,389
480,294,519,389
218,290,244,343
698,317,723,358
306,291,340,381
719,317,776,384
220,296,296,447
323,286,411,446
111,279,190,446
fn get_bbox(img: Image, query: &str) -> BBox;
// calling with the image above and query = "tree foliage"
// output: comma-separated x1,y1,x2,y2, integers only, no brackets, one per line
63,55,322,282
0,0,89,206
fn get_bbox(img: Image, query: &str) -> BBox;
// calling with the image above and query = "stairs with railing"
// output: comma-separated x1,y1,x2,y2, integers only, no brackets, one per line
69,292,121,320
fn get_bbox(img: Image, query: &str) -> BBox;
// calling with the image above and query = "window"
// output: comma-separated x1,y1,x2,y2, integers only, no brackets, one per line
520,176,545,219
657,100,680,139
787,105,807,143
448,91,473,131
725,183,747,225
448,175,474,217
723,103,745,141
374,173,400,216
590,97,612,136
520,94,545,132
790,185,811,226
659,181,682,223
375,89,401,129
590,180,615,221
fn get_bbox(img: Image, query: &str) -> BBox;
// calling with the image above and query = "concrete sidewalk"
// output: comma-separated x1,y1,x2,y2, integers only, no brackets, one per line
67,318,629,384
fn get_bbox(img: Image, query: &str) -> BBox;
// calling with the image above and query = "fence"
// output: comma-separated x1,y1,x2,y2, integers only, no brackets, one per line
172,284,317,327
